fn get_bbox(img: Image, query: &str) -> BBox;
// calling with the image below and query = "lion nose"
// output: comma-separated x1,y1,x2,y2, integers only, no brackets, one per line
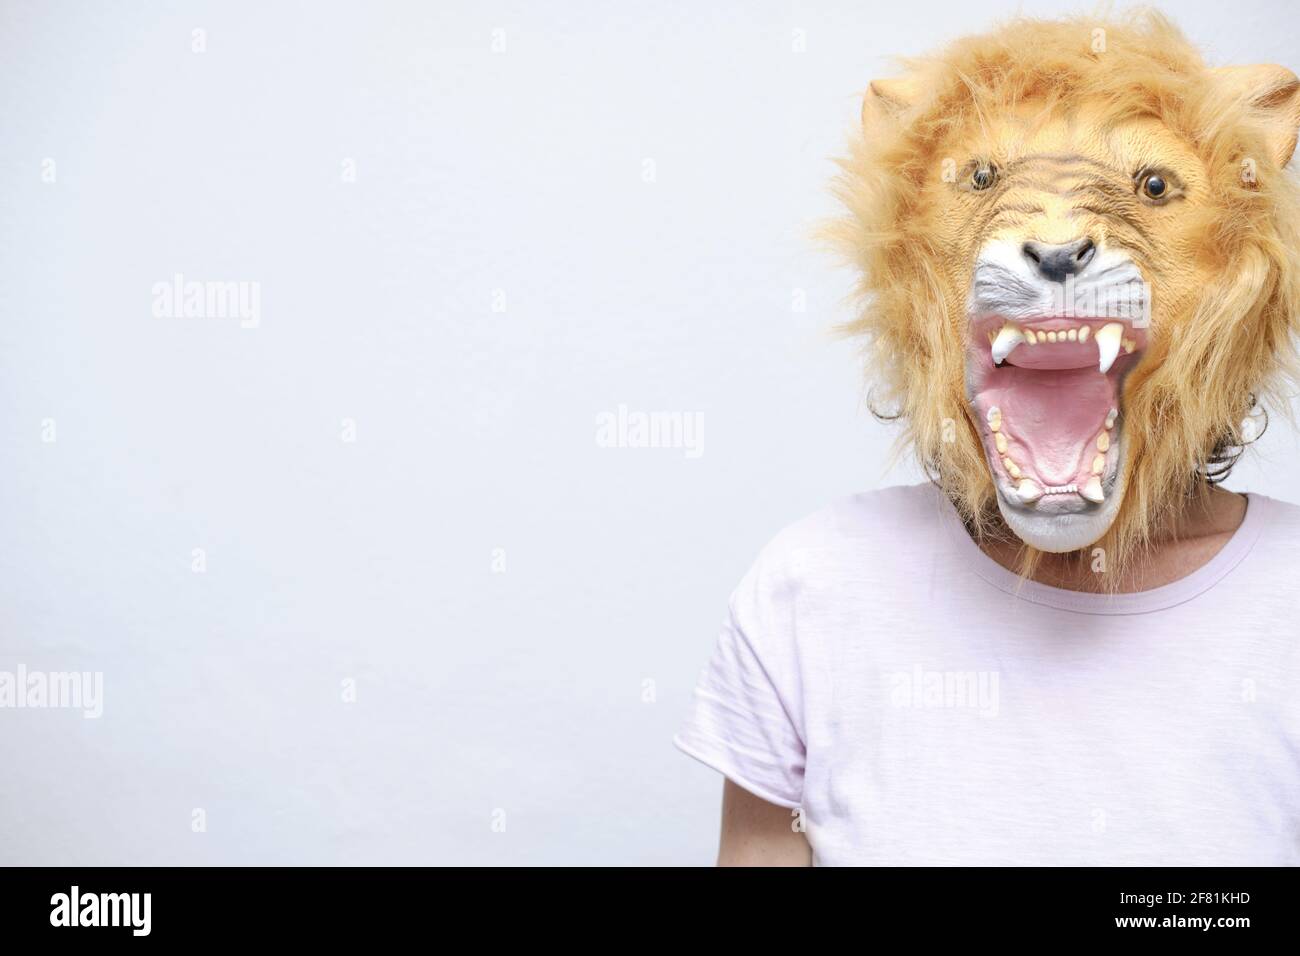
1022,238,1096,282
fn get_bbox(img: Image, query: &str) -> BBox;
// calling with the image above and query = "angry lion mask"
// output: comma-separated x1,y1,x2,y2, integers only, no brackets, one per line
833,12,1300,575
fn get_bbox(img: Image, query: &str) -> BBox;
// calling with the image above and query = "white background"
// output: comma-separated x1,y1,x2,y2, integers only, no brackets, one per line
2,0,1297,864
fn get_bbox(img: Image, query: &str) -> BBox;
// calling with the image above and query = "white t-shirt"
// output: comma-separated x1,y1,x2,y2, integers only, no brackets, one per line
674,483,1300,866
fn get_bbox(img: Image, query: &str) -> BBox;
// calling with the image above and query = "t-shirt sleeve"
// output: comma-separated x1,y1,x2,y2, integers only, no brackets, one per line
673,554,806,809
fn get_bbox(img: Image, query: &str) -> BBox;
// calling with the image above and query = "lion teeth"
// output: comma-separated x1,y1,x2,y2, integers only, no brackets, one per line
1042,483,1078,495
1081,476,1105,503
985,322,1131,368
991,323,1025,364
1016,478,1043,503
1095,322,1125,373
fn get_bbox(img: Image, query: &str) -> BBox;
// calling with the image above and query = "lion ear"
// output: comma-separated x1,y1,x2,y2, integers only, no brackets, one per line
862,76,920,127
1212,64,1300,167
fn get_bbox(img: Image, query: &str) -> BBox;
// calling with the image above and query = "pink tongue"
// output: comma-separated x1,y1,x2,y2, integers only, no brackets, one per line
980,366,1112,487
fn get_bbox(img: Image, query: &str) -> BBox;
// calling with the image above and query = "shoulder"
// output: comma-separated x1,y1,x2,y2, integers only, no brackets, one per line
738,483,946,596
1251,492,1300,523
1247,492,1300,553
762,482,944,559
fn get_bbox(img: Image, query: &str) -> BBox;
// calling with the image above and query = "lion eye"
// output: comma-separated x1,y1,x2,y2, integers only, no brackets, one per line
971,164,997,190
1139,172,1167,199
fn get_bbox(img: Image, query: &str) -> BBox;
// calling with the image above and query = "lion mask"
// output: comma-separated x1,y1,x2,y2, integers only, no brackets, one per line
832,12,1300,575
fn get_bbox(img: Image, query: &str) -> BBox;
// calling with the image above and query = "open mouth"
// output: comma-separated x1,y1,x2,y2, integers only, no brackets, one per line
967,316,1146,518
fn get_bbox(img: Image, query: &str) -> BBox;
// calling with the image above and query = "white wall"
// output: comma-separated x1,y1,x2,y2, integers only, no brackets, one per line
2,0,1297,864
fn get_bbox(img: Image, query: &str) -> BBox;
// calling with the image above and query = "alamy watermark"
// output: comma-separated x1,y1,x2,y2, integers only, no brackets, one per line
1050,274,1151,328
50,886,150,936
0,664,103,718
152,273,260,329
595,404,703,459
887,666,999,718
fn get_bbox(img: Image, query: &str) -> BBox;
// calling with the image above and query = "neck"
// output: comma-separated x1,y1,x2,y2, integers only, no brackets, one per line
975,483,1248,593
